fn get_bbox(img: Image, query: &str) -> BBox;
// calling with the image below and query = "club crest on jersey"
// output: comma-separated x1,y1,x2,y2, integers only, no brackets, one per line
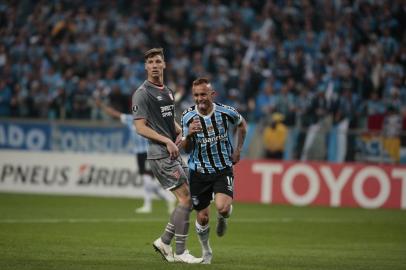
172,169,181,180
191,196,199,206
132,105,138,112
156,96,163,101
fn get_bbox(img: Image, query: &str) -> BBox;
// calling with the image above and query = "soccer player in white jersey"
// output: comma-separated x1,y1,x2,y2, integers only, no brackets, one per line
96,99,175,214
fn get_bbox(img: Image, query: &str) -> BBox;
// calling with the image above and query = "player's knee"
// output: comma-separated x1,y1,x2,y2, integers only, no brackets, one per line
173,184,191,205
177,193,192,208
177,196,192,208
217,204,231,217
197,212,209,226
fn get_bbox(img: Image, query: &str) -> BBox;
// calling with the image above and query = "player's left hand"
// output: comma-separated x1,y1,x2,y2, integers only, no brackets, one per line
166,140,180,160
188,119,202,135
175,133,183,147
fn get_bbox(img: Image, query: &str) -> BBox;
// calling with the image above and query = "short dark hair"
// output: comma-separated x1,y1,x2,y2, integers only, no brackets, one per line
144,48,164,60
192,77,210,86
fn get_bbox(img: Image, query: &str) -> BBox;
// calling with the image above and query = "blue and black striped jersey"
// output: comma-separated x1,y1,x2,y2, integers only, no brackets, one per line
181,103,242,174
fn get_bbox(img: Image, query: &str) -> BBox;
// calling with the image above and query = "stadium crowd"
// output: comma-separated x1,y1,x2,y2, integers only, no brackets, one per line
0,0,405,160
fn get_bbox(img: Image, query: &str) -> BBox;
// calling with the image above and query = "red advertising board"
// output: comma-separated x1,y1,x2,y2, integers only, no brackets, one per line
234,160,406,209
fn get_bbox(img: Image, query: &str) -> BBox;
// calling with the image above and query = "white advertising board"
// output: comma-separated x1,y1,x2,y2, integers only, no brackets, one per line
0,150,143,198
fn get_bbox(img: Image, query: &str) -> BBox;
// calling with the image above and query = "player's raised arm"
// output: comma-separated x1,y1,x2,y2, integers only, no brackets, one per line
96,98,121,120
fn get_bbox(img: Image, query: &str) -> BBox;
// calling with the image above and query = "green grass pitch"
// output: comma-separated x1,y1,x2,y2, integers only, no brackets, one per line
0,193,405,270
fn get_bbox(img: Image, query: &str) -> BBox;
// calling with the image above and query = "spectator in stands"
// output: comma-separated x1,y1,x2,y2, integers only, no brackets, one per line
331,88,359,162
382,106,402,163
255,81,277,121
301,87,332,161
71,79,92,119
363,91,386,117
0,79,12,116
263,112,288,160
49,86,68,119
274,78,297,127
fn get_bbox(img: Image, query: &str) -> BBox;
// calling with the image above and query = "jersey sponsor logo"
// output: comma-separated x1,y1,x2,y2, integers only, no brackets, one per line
132,105,138,112
191,196,199,206
226,175,234,192
172,169,181,180
219,103,238,113
196,133,227,144
160,105,174,118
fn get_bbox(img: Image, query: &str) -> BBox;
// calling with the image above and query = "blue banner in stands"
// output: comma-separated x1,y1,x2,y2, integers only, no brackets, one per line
53,125,132,153
0,120,51,151
0,120,133,153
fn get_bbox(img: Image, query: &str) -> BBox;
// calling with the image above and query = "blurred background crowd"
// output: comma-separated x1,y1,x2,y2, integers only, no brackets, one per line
0,0,405,162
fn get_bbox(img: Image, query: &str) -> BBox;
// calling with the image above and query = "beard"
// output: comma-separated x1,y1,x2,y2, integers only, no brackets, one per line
197,101,212,114
198,102,207,110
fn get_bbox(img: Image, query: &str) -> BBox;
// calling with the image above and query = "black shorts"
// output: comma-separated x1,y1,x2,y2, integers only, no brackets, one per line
136,152,153,175
190,167,234,211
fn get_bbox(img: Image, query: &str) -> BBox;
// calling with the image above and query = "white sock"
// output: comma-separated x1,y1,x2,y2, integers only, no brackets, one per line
155,184,176,203
195,220,211,253
141,174,154,209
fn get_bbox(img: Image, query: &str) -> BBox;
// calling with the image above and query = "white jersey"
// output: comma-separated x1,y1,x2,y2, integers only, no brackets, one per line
120,114,148,154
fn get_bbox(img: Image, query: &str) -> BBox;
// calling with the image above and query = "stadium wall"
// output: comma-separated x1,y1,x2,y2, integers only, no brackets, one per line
1,119,405,209
1,150,405,210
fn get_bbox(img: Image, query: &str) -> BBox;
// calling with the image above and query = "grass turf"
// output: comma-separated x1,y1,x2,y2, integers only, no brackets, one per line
0,193,405,270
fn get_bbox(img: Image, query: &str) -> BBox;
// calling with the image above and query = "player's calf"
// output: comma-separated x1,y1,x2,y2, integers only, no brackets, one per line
216,205,233,237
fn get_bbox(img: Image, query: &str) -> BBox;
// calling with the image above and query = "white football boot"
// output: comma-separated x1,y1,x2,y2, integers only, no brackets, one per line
135,205,152,214
202,248,213,264
174,250,203,264
152,238,174,262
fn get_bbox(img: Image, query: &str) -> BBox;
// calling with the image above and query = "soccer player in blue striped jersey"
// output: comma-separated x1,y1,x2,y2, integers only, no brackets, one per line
181,77,247,264
96,99,175,214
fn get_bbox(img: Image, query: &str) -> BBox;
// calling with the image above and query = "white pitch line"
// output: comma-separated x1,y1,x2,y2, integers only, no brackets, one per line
0,217,389,224
0,218,166,224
